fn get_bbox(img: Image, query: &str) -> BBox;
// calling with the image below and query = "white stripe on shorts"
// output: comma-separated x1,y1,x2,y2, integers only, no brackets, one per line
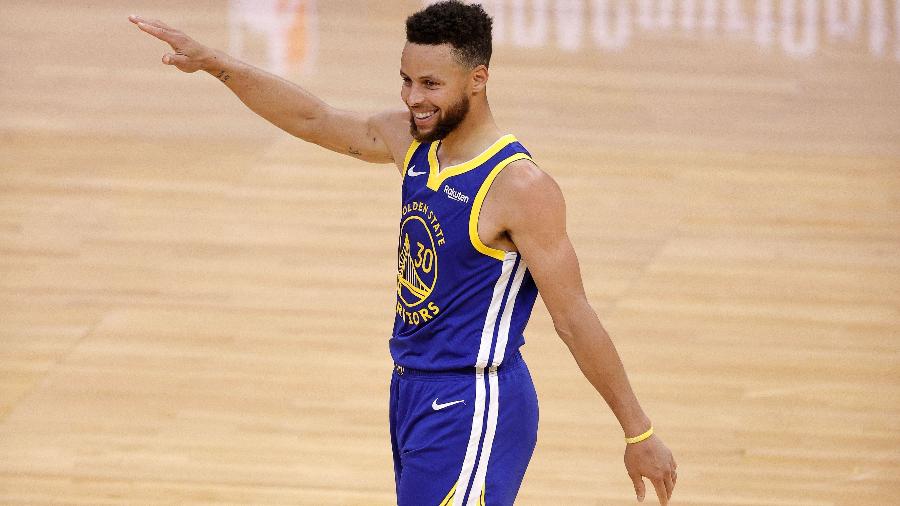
454,251,525,505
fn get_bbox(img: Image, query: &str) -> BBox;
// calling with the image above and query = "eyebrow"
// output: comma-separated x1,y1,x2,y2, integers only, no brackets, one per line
400,71,441,81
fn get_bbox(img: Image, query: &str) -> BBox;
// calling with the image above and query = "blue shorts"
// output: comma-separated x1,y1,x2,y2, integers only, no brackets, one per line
389,352,539,506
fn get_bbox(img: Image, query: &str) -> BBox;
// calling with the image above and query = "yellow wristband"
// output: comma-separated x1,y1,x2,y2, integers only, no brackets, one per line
625,426,654,444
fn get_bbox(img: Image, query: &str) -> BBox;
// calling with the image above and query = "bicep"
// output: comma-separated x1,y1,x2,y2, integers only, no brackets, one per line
502,167,591,327
313,107,410,169
515,214,592,328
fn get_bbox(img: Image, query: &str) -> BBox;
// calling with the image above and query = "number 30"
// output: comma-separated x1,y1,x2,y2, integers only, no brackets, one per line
415,242,434,273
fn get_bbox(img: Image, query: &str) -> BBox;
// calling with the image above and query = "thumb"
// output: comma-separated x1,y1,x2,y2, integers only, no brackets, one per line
161,53,198,72
162,53,187,65
630,472,646,502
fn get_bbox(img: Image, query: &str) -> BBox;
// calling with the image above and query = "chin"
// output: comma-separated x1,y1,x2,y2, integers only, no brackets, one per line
409,123,442,144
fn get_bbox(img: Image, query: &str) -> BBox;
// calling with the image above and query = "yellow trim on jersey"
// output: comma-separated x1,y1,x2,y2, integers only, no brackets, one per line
438,482,457,506
404,139,421,173
426,134,518,191
468,152,533,260
479,484,486,506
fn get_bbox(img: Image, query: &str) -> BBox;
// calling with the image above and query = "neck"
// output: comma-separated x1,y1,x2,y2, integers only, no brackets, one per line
436,99,501,169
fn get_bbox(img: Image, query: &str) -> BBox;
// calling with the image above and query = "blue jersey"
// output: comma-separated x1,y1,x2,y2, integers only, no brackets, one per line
391,134,540,371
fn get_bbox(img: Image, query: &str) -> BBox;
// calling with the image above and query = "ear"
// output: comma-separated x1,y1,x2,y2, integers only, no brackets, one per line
471,64,489,93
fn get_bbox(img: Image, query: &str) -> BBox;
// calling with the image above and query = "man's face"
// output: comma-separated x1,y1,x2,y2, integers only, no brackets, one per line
400,42,472,143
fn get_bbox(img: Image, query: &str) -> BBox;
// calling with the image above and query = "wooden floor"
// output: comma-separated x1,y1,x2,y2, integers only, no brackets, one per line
2,1,899,504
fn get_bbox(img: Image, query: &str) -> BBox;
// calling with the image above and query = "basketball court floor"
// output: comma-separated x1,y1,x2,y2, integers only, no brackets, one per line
1,1,898,504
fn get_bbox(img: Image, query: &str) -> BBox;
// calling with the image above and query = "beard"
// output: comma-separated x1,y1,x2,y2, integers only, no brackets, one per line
409,93,471,144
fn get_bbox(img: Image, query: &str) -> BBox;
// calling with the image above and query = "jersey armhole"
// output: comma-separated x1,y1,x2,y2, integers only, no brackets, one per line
468,153,534,261
402,140,421,174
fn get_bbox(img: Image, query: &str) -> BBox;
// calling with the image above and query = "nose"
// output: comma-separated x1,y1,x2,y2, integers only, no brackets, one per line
405,84,424,108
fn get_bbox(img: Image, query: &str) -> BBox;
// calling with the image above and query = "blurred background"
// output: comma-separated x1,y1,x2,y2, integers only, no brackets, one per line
1,1,898,504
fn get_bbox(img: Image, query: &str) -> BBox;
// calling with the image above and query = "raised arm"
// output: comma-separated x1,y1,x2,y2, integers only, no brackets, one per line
490,160,678,504
129,15,412,171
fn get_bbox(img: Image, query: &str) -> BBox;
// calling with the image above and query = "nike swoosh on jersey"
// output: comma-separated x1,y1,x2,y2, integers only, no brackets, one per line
432,398,466,411
407,165,426,177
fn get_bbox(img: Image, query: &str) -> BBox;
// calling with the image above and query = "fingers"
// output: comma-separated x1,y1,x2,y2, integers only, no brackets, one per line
661,458,677,503
629,472,646,502
134,21,174,44
129,15,180,46
651,478,668,505
664,474,675,500
128,15,173,30
658,464,677,504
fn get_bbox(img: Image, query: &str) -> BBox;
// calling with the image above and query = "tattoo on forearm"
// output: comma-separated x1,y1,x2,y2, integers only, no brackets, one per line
214,70,230,83
348,146,362,156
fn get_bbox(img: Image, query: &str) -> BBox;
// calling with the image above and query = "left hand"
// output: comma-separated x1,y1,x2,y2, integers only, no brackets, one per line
624,435,677,504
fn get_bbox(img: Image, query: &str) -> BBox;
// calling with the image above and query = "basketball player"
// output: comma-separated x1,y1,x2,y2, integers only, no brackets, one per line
130,2,676,504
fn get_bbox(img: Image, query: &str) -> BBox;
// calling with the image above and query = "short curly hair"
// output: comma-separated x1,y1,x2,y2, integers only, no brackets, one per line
406,1,493,69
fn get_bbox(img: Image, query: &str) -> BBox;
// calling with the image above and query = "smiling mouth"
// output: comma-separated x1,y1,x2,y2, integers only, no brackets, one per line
413,110,437,123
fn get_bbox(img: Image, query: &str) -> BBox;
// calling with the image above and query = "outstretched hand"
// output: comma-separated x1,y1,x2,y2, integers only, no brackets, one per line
624,435,677,504
128,15,218,73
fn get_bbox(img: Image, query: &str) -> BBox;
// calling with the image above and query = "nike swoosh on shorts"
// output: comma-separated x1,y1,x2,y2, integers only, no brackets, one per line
432,398,465,411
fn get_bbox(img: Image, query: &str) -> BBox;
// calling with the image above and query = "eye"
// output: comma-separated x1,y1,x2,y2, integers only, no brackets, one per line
425,80,438,88
401,77,411,87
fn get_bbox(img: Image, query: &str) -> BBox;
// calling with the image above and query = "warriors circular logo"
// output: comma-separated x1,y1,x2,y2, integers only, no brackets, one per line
397,215,438,307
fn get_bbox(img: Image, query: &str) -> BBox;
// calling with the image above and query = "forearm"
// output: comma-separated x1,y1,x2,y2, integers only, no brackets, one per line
202,50,328,141
555,302,651,437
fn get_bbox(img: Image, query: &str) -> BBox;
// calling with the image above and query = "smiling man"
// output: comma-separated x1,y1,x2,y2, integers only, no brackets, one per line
130,1,676,504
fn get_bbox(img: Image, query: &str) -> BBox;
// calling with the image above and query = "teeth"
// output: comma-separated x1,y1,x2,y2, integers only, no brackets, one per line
415,111,436,120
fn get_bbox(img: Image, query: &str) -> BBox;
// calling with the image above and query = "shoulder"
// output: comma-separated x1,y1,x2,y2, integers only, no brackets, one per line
493,158,565,209
488,158,566,231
